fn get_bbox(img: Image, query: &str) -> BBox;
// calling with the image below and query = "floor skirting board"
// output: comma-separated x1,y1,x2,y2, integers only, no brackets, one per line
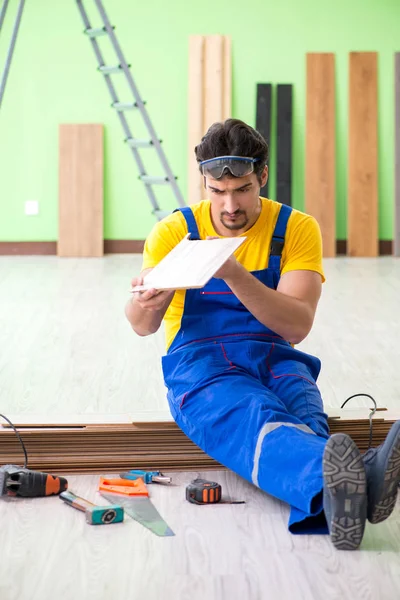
0,240,145,255
0,240,395,256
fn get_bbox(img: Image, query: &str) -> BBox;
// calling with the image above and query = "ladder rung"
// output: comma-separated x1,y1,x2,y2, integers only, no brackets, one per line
84,27,113,38
112,102,139,111
99,65,127,74
126,138,156,148
140,176,177,185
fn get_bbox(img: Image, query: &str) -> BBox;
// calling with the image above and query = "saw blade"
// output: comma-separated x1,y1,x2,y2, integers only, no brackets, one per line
100,492,175,537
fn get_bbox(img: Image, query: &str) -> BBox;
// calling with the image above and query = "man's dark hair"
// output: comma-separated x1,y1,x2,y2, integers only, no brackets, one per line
195,118,269,183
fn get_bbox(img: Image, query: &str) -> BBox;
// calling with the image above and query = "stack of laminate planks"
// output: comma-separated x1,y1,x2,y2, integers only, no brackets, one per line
327,408,399,452
0,408,398,474
0,414,219,474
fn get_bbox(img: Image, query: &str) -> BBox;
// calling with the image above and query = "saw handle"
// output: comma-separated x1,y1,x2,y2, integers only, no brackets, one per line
98,476,149,497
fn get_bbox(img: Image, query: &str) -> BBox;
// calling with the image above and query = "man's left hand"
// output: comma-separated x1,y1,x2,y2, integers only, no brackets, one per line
207,236,242,281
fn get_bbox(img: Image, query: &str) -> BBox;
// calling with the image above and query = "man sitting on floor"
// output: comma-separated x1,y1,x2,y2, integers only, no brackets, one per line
125,118,400,550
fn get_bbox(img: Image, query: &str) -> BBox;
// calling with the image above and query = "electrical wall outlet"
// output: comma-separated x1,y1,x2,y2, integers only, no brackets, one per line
25,200,39,216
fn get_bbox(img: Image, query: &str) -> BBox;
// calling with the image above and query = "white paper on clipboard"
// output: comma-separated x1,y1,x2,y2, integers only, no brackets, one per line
131,234,246,292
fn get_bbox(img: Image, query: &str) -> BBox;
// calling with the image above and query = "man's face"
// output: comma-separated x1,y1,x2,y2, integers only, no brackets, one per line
205,166,268,236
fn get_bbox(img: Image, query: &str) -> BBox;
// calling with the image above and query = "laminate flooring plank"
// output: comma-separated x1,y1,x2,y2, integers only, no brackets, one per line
58,124,103,257
188,35,205,205
222,36,232,120
204,35,224,128
395,53,400,257
306,53,336,257
348,53,378,257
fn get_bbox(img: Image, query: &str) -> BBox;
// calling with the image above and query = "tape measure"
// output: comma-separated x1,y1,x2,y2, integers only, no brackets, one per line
186,478,222,505
185,478,245,505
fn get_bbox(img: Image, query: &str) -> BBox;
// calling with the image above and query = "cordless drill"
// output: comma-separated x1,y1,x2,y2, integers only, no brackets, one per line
0,464,68,498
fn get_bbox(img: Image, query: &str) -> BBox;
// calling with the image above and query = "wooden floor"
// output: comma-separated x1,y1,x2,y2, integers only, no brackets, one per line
0,255,400,599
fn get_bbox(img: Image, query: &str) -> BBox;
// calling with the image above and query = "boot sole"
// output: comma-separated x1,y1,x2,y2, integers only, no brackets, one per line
323,433,367,551
368,427,400,524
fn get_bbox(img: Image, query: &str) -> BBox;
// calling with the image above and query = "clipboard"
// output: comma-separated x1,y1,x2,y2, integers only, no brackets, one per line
131,234,246,292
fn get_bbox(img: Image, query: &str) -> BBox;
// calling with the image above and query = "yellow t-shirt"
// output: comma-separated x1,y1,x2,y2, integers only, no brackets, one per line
141,198,325,350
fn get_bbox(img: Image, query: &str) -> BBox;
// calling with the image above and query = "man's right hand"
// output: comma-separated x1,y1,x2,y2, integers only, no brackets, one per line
126,270,174,336
130,273,174,312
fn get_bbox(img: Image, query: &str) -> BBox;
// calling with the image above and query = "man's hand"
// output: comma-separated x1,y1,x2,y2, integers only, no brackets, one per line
213,255,241,280
206,236,242,281
130,274,174,312
125,269,174,336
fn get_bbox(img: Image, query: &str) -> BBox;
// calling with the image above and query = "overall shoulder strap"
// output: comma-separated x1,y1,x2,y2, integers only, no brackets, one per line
173,207,200,240
268,204,293,272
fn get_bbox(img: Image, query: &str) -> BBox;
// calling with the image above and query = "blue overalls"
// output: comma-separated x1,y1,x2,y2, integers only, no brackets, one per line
161,204,330,534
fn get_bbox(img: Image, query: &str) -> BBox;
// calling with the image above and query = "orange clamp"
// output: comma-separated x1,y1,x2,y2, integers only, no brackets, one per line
98,476,149,497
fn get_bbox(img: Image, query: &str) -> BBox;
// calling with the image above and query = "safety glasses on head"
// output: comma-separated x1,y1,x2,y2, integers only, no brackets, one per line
199,155,261,179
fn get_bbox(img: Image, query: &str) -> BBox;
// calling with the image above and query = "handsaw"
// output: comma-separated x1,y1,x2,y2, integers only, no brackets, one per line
98,476,174,537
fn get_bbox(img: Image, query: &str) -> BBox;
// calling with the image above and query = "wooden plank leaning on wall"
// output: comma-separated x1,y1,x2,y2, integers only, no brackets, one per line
348,52,378,257
395,53,400,257
58,124,104,257
256,83,272,199
188,35,232,205
305,53,336,258
188,36,205,209
276,84,293,207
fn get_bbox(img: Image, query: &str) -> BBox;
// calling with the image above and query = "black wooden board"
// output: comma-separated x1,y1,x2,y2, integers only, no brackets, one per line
276,84,293,206
256,83,272,197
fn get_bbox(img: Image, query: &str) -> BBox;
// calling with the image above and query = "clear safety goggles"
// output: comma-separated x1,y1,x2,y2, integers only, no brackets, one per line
199,155,260,179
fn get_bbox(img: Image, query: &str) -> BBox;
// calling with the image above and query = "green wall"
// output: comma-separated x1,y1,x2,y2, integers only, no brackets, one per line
0,0,399,242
